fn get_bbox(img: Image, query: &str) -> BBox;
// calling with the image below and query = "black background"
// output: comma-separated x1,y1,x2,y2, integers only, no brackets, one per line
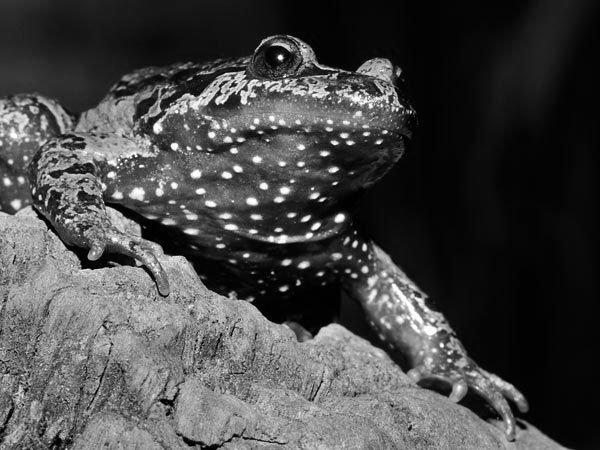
1,1,597,448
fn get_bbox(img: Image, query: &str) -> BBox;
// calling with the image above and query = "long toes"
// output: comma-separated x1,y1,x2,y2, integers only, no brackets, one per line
468,375,517,441
484,371,529,413
103,229,170,296
135,246,170,296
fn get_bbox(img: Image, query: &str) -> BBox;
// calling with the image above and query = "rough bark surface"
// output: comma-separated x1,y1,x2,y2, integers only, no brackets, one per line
0,209,567,450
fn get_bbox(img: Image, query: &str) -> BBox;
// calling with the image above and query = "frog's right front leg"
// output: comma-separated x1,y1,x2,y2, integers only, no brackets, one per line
28,134,170,295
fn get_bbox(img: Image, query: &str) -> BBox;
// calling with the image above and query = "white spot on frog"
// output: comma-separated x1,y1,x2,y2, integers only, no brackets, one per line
128,187,145,200
423,325,438,336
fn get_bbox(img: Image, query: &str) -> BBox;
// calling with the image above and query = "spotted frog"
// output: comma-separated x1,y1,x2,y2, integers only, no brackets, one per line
0,35,528,439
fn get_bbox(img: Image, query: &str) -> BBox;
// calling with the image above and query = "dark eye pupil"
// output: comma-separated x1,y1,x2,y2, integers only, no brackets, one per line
251,39,302,79
264,45,291,69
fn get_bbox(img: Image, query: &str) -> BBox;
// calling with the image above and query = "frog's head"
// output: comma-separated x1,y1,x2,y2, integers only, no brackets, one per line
242,35,416,188
147,35,416,243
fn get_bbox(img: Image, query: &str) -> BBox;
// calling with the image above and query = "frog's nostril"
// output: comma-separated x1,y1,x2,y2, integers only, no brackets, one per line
356,58,398,84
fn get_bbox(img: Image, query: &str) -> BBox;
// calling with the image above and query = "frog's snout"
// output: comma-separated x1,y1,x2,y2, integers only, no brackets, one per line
356,58,401,85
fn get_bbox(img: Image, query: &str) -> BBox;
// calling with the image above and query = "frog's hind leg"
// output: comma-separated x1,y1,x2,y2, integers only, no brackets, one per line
0,94,74,213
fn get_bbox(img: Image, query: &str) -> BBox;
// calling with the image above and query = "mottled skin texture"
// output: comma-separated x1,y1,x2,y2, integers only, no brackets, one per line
0,35,528,439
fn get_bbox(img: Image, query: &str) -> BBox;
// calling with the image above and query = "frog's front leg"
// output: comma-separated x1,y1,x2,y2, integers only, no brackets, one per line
335,230,528,440
28,134,170,295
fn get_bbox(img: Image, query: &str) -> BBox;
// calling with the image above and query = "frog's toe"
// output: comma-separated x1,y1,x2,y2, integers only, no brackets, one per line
449,378,468,402
483,369,529,413
106,231,170,296
84,227,170,296
127,239,170,296
465,370,517,441
408,360,524,441
84,227,110,261
87,241,107,261
407,366,467,401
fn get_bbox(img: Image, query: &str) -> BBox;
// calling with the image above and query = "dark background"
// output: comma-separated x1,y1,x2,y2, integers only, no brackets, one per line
1,1,597,448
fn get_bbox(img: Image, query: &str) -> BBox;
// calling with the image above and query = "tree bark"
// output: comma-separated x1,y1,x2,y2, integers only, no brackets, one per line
0,209,567,450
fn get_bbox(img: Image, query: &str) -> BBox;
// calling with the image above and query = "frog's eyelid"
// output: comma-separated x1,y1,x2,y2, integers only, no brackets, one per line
261,38,296,53
254,37,302,64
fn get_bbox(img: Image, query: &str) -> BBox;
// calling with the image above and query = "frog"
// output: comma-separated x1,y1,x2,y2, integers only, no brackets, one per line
0,35,528,439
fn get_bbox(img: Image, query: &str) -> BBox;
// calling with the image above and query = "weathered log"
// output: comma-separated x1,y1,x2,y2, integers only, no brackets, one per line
0,209,567,449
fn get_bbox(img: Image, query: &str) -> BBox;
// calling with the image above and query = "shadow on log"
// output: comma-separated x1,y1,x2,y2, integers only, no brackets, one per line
0,209,567,449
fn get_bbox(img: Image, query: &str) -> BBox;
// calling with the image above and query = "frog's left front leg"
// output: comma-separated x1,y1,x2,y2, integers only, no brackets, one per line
335,230,528,440
28,134,170,295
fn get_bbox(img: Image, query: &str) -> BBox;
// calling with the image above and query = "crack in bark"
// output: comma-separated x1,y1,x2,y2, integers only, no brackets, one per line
309,370,326,402
180,428,288,449
85,325,113,413
212,332,223,358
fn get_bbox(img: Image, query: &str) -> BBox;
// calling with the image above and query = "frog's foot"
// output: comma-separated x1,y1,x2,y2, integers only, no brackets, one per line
408,355,528,441
84,226,170,296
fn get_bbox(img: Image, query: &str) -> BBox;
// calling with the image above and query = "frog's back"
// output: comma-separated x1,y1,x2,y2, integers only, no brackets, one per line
76,58,250,137
75,63,187,137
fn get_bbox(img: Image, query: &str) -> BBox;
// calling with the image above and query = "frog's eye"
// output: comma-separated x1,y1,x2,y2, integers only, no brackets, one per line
251,37,303,79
